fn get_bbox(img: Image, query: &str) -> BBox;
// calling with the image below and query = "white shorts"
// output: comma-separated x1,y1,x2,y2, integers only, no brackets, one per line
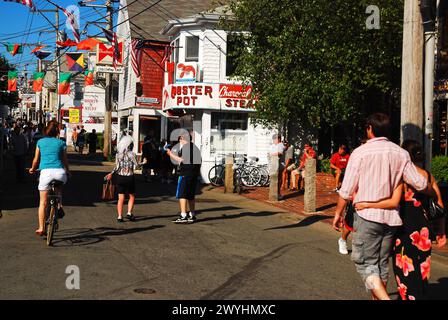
38,168,67,191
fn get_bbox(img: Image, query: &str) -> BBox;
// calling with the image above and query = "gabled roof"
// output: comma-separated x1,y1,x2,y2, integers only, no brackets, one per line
124,0,225,41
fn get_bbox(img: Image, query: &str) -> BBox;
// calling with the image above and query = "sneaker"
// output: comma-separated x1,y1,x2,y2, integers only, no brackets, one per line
338,238,349,255
57,207,65,219
173,216,189,224
187,214,197,223
117,217,124,223
126,213,135,221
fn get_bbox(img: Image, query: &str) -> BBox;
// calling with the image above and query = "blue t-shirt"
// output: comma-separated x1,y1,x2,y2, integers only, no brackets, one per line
37,137,67,170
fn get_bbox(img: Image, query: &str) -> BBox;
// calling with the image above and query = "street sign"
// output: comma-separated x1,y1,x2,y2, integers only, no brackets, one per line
136,97,159,104
69,108,81,124
96,66,124,74
21,94,36,103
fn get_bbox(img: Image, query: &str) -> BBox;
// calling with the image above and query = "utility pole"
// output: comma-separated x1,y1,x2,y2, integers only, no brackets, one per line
55,8,61,123
401,0,424,144
420,0,437,170
103,0,113,159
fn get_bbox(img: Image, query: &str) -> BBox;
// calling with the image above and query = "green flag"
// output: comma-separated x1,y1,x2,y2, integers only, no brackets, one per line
8,71,18,91
33,72,45,92
58,72,72,95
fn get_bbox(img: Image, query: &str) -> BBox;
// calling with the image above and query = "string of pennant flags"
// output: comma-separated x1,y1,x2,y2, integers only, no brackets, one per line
1,0,138,96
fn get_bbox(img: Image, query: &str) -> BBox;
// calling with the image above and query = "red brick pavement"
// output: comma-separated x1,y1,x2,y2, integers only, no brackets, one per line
240,173,338,220
230,173,448,259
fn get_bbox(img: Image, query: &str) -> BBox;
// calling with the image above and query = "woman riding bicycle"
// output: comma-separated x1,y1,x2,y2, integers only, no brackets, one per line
29,120,71,236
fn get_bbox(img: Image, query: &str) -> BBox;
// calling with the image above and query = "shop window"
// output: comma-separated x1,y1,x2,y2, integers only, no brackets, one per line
210,112,248,156
211,112,248,130
185,36,199,62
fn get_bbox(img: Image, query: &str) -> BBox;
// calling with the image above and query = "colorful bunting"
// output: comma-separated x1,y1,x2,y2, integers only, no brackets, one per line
5,44,23,56
7,71,18,92
65,52,84,72
31,45,45,53
77,38,101,51
33,72,45,92
58,73,72,95
84,70,94,86
33,50,52,60
56,39,78,48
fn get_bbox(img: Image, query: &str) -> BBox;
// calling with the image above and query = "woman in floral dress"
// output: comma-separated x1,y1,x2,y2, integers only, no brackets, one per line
355,140,446,300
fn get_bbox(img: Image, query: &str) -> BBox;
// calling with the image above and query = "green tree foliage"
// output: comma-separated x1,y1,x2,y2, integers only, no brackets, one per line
223,0,403,128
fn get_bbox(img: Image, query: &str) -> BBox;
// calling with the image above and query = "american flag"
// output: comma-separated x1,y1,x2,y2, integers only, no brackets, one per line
131,39,143,78
161,44,173,66
46,1,80,43
3,0,35,10
102,28,121,69
61,7,81,43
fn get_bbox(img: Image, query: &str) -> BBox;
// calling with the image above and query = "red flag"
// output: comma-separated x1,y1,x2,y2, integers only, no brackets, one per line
31,45,45,53
77,38,101,51
56,39,78,48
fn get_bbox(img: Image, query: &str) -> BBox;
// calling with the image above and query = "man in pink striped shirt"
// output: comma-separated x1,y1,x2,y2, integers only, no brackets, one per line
332,113,430,300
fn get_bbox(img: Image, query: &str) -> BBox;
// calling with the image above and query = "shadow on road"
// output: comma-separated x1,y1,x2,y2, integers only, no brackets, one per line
0,154,205,211
264,215,332,231
51,225,165,247
195,211,280,224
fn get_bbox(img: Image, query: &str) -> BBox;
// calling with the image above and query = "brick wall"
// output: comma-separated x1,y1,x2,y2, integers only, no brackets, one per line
139,45,166,109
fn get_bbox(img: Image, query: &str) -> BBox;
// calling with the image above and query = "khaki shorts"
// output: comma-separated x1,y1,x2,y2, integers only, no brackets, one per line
351,211,398,285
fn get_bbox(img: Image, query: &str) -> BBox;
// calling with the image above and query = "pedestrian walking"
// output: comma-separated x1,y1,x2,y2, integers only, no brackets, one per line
332,113,431,300
354,140,446,300
71,128,78,152
77,128,86,155
105,135,138,222
10,126,27,182
87,129,98,155
166,131,202,224
29,120,70,236
59,124,67,142
330,144,350,192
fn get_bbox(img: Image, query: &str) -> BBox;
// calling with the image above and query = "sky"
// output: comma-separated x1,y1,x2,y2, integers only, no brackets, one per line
0,0,108,74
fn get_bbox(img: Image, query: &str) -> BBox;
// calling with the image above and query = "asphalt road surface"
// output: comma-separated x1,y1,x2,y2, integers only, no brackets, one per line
1,161,448,300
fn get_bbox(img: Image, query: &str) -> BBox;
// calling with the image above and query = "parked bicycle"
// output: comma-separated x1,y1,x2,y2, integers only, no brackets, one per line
208,154,269,188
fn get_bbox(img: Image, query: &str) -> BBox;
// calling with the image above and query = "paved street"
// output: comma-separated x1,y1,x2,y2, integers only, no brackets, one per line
1,158,448,300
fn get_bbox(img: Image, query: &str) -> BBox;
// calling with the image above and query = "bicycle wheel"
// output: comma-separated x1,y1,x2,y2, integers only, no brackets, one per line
208,165,225,187
241,167,262,187
46,205,57,246
258,167,270,187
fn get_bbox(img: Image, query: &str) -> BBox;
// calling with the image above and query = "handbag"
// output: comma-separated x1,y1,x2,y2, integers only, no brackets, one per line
425,171,446,221
428,199,446,221
102,179,115,201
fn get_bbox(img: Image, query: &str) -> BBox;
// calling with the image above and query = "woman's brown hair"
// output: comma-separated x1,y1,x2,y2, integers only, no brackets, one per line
44,120,60,138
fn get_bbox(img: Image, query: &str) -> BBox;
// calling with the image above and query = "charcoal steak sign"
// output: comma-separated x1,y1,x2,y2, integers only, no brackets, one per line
162,83,255,111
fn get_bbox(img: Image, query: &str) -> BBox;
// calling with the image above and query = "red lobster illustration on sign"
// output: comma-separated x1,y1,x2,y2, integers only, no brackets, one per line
177,63,196,79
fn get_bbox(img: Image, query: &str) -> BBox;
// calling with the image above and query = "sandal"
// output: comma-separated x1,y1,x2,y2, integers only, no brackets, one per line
35,230,45,236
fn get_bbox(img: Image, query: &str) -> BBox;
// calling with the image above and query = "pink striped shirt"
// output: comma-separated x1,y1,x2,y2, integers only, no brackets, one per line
339,137,427,226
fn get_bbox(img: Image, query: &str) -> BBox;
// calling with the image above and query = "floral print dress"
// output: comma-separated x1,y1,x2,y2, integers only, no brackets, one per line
393,189,433,300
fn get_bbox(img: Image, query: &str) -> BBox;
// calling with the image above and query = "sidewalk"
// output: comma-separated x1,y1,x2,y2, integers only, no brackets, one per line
212,173,448,261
